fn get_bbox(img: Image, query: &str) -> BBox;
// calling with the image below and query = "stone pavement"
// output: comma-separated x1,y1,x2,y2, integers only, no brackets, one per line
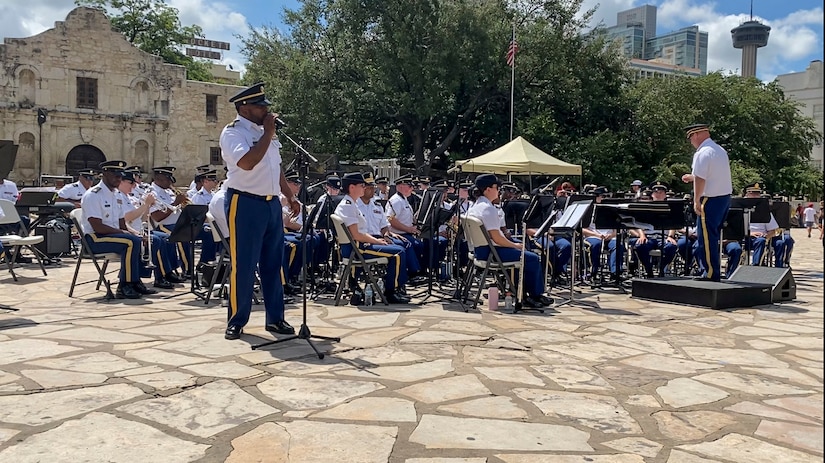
0,228,822,463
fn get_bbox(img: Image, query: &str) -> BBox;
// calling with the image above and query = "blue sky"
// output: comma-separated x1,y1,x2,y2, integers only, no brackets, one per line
1,0,822,82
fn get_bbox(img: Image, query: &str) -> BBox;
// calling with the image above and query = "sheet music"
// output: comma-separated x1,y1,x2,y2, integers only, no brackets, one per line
549,201,592,231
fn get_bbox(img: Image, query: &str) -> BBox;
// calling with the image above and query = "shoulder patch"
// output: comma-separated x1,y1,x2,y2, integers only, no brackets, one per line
344,199,352,204
227,119,239,128
92,186,102,193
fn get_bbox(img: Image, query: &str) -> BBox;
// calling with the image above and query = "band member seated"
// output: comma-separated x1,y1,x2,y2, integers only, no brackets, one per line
375,176,390,201
125,166,149,197
80,160,153,299
743,183,793,267
191,169,219,266
628,182,678,277
335,172,410,304
58,168,97,206
280,171,318,294
359,172,424,288
582,187,622,281
117,170,183,288
149,166,192,278
386,175,425,274
188,164,210,193
467,174,552,308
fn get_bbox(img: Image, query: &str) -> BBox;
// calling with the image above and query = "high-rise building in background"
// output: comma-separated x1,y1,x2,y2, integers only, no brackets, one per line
603,5,708,78
616,5,657,40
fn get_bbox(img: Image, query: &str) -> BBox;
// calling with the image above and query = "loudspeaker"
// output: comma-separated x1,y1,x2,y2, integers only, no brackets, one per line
728,266,796,302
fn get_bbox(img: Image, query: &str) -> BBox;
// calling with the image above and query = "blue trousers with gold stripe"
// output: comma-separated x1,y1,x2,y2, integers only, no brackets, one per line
148,230,176,280
340,242,407,291
695,195,730,282
225,191,285,327
85,232,141,283
155,223,193,274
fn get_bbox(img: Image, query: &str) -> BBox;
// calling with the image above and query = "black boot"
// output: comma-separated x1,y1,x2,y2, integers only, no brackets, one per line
116,283,142,299
132,281,158,295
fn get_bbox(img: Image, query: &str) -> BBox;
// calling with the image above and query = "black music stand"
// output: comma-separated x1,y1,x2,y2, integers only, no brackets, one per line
412,188,455,303
252,132,340,359
549,200,598,308
593,203,645,293
730,197,770,265
167,205,208,300
310,193,344,299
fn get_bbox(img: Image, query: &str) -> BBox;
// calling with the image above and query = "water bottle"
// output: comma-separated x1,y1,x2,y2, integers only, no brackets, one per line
376,279,385,296
504,291,514,311
488,285,499,311
364,284,374,306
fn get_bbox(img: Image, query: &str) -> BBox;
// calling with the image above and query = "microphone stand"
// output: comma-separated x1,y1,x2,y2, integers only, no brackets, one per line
252,131,340,359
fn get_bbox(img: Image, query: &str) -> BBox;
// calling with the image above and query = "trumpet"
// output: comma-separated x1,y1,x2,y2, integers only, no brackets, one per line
141,221,155,269
144,191,181,214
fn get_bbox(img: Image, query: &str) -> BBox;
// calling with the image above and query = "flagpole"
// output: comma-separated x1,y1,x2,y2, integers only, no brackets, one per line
509,23,515,141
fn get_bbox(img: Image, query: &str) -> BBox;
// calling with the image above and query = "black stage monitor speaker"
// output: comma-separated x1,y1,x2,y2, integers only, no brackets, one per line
728,266,796,302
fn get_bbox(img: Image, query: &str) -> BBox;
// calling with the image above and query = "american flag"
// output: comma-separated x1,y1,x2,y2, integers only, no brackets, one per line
506,38,518,67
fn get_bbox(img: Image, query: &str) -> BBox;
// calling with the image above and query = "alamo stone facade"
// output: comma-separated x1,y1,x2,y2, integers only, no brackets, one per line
0,7,243,185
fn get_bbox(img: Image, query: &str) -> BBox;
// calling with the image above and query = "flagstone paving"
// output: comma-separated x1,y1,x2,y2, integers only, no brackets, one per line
0,228,822,462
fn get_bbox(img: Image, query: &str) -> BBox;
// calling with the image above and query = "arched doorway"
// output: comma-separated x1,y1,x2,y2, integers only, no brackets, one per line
66,145,106,179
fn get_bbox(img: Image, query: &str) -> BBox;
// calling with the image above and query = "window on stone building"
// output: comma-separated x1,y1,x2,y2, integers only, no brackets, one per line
210,147,221,165
206,95,218,122
77,77,98,109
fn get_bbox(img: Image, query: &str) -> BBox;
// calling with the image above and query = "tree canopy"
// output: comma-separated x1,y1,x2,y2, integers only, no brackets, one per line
239,0,821,197
75,0,213,82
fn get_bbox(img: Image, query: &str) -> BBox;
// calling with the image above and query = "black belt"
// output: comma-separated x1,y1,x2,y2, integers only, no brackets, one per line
227,188,277,202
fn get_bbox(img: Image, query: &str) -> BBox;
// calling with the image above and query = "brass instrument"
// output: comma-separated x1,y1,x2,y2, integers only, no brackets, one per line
141,221,155,269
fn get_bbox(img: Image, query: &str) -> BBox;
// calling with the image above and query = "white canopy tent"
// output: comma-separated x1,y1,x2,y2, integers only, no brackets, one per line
453,136,582,176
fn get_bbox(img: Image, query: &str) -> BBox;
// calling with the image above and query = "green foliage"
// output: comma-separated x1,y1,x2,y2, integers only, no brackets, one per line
238,0,820,194
75,0,214,82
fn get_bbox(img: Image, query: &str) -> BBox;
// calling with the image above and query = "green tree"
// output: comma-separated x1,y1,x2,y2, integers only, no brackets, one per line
241,0,524,171
75,0,213,82
627,73,822,197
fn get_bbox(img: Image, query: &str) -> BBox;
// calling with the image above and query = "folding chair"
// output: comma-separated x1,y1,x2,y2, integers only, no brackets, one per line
461,216,522,310
203,212,231,304
67,208,120,299
0,199,47,282
329,214,388,306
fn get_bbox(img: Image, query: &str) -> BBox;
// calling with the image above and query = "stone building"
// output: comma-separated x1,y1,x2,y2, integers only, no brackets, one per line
0,7,243,185
776,60,824,174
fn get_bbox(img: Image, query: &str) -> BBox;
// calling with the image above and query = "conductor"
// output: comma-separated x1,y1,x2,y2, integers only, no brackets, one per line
221,82,301,340
681,123,732,282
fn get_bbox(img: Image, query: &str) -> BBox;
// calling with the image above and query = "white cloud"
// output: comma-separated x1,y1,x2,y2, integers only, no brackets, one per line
0,1,73,39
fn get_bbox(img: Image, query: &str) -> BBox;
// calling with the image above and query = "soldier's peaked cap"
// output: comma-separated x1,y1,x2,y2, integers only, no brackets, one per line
228,82,272,106
99,160,126,173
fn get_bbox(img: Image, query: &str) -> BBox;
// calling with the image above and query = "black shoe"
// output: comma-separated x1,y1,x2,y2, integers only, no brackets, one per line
116,284,142,299
132,281,158,295
385,292,410,304
284,283,301,295
14,255,33,264
349,290,364,306
266,320,295,335
538,295,555,306
166,272,187,284
284,296,295,304
522,296,544,308
225,325,243,340
153,278,175,289
408,276,428,286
